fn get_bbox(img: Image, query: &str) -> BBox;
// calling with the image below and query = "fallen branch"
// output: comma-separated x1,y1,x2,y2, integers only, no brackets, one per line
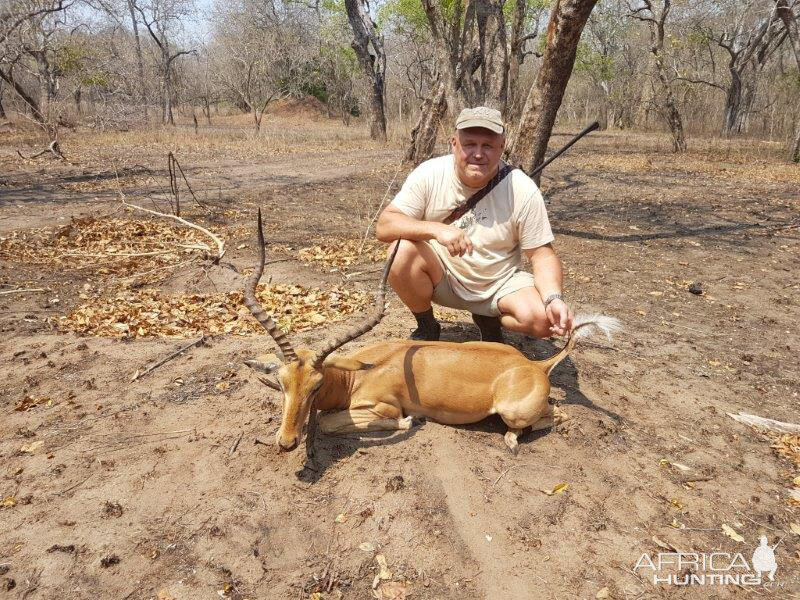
131,336,205,382
229,431,244,456
0,288,46,295
727,411,800,434
119,192,225,263
17,140,65,161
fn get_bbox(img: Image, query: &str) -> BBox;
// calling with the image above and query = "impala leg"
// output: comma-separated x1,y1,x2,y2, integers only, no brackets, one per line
318,407,419,435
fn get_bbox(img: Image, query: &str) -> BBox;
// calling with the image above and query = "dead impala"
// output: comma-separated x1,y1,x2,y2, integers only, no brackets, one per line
244,210,620,455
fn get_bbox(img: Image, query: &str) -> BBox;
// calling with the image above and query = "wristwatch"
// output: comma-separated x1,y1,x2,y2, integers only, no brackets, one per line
543,293,563,309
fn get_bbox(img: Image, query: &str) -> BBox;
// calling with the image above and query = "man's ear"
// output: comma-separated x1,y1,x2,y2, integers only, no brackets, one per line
322,354,374,372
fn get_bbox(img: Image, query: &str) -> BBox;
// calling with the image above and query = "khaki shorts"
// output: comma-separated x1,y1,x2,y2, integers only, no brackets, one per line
431,259,535,318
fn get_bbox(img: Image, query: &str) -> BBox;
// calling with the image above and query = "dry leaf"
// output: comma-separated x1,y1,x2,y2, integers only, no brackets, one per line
359,542,376,552
374,581,409,600
20,440,44,454
372,554,392,589
793,476,800,486
648,291,663,296
2,496,17,508
335,513,347,523
672,462,691,472
541,483,569,496
596,587,610,599
15,395,50,411
670,498,683,509
722,524,744,543
790,523,800,535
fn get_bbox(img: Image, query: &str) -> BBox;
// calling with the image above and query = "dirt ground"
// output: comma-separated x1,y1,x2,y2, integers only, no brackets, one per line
1,111,799,600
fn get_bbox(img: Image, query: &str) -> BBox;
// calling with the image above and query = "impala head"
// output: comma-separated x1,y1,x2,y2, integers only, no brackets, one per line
243,209,399,453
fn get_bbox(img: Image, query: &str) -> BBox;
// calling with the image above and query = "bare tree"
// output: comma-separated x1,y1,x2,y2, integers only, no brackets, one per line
132,0,194,125
627,0,686,152
507,0,599,175
700,1,787,135
0,0,71,125
210,0,308,132
126,0,148,119
344,0,386,140
776,0,800,160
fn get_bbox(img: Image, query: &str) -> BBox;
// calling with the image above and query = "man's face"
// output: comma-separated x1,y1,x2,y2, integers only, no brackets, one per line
451,128,505,188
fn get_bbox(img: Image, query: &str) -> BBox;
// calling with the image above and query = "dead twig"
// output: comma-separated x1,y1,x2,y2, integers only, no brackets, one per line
168,151,205,216
83,433,190,453
131,336,205,382
358,162,404,255
0,288,47,295
114,178,224,263
58,472,95,496
229,431,244,456
17,140,65,161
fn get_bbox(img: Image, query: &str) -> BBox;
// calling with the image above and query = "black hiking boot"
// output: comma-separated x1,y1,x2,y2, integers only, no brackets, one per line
410,308,441,341
472,313,505,343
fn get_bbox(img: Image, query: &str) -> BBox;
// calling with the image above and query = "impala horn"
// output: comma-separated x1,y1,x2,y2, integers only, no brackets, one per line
313,239,401,367
243,209,298,363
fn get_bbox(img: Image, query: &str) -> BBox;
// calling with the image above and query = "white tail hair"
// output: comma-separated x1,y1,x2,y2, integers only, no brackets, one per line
571,313,622,340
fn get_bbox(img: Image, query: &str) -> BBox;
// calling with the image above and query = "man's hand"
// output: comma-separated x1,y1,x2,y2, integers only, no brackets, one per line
545,298,573,337
435,224,473,257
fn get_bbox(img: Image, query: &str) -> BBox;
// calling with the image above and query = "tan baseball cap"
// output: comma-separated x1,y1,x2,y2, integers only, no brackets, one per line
455,106,504,134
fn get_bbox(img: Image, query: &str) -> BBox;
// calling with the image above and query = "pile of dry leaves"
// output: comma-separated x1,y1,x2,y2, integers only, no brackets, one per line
769,432,800,506
59,284,371,339
298,239,385,269
0,217,216,279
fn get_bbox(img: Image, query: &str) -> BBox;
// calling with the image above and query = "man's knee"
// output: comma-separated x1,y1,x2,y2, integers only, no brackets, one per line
387,239,440,281
388,239,420,278
511,308,550,338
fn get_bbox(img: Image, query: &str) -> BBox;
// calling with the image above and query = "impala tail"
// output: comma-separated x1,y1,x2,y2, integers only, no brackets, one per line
539,314,621,375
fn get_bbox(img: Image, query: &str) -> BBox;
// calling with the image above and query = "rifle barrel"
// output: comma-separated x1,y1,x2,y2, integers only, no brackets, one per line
529,121,600,177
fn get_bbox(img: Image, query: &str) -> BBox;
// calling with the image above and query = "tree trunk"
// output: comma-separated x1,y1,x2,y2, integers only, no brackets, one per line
0,79,6,120
722,68,743,135
507,0,533,118
506,0,598,176
653,54,686,152
404,78,448,165
791,126,800,163
640,0,686,152
127,0,148,120
74,86,82,116
162,58,174,125
776,0,800,161
0,68,44,123
344,0,387,141
475,0,508,111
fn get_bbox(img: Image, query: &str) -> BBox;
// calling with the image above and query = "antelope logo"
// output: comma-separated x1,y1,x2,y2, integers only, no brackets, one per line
243,210,620,456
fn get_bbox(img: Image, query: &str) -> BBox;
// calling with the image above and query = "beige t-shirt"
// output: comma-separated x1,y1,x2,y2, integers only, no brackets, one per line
390,154,554,302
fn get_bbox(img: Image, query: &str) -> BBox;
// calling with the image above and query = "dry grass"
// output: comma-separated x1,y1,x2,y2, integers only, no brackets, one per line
558,128,800,184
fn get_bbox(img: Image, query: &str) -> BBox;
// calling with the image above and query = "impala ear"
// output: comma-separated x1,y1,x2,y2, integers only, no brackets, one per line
321,354,374,372
244,352,282,374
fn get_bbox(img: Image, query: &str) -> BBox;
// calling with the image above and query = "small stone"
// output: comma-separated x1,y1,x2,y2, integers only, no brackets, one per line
385,475,405,492
688,282,703,295
100,555,120,568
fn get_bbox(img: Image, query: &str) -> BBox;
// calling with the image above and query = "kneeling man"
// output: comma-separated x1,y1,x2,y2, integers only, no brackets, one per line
376,106,573,343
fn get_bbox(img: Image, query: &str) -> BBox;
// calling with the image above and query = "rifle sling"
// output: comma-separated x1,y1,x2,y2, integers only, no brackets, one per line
443,164,516,225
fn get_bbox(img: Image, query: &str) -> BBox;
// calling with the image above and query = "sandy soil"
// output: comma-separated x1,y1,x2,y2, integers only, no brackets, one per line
1,115,799,600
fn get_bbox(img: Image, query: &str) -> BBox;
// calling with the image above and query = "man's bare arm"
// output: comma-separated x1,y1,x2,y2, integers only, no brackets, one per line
524,244,573,335
376,206,473,257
